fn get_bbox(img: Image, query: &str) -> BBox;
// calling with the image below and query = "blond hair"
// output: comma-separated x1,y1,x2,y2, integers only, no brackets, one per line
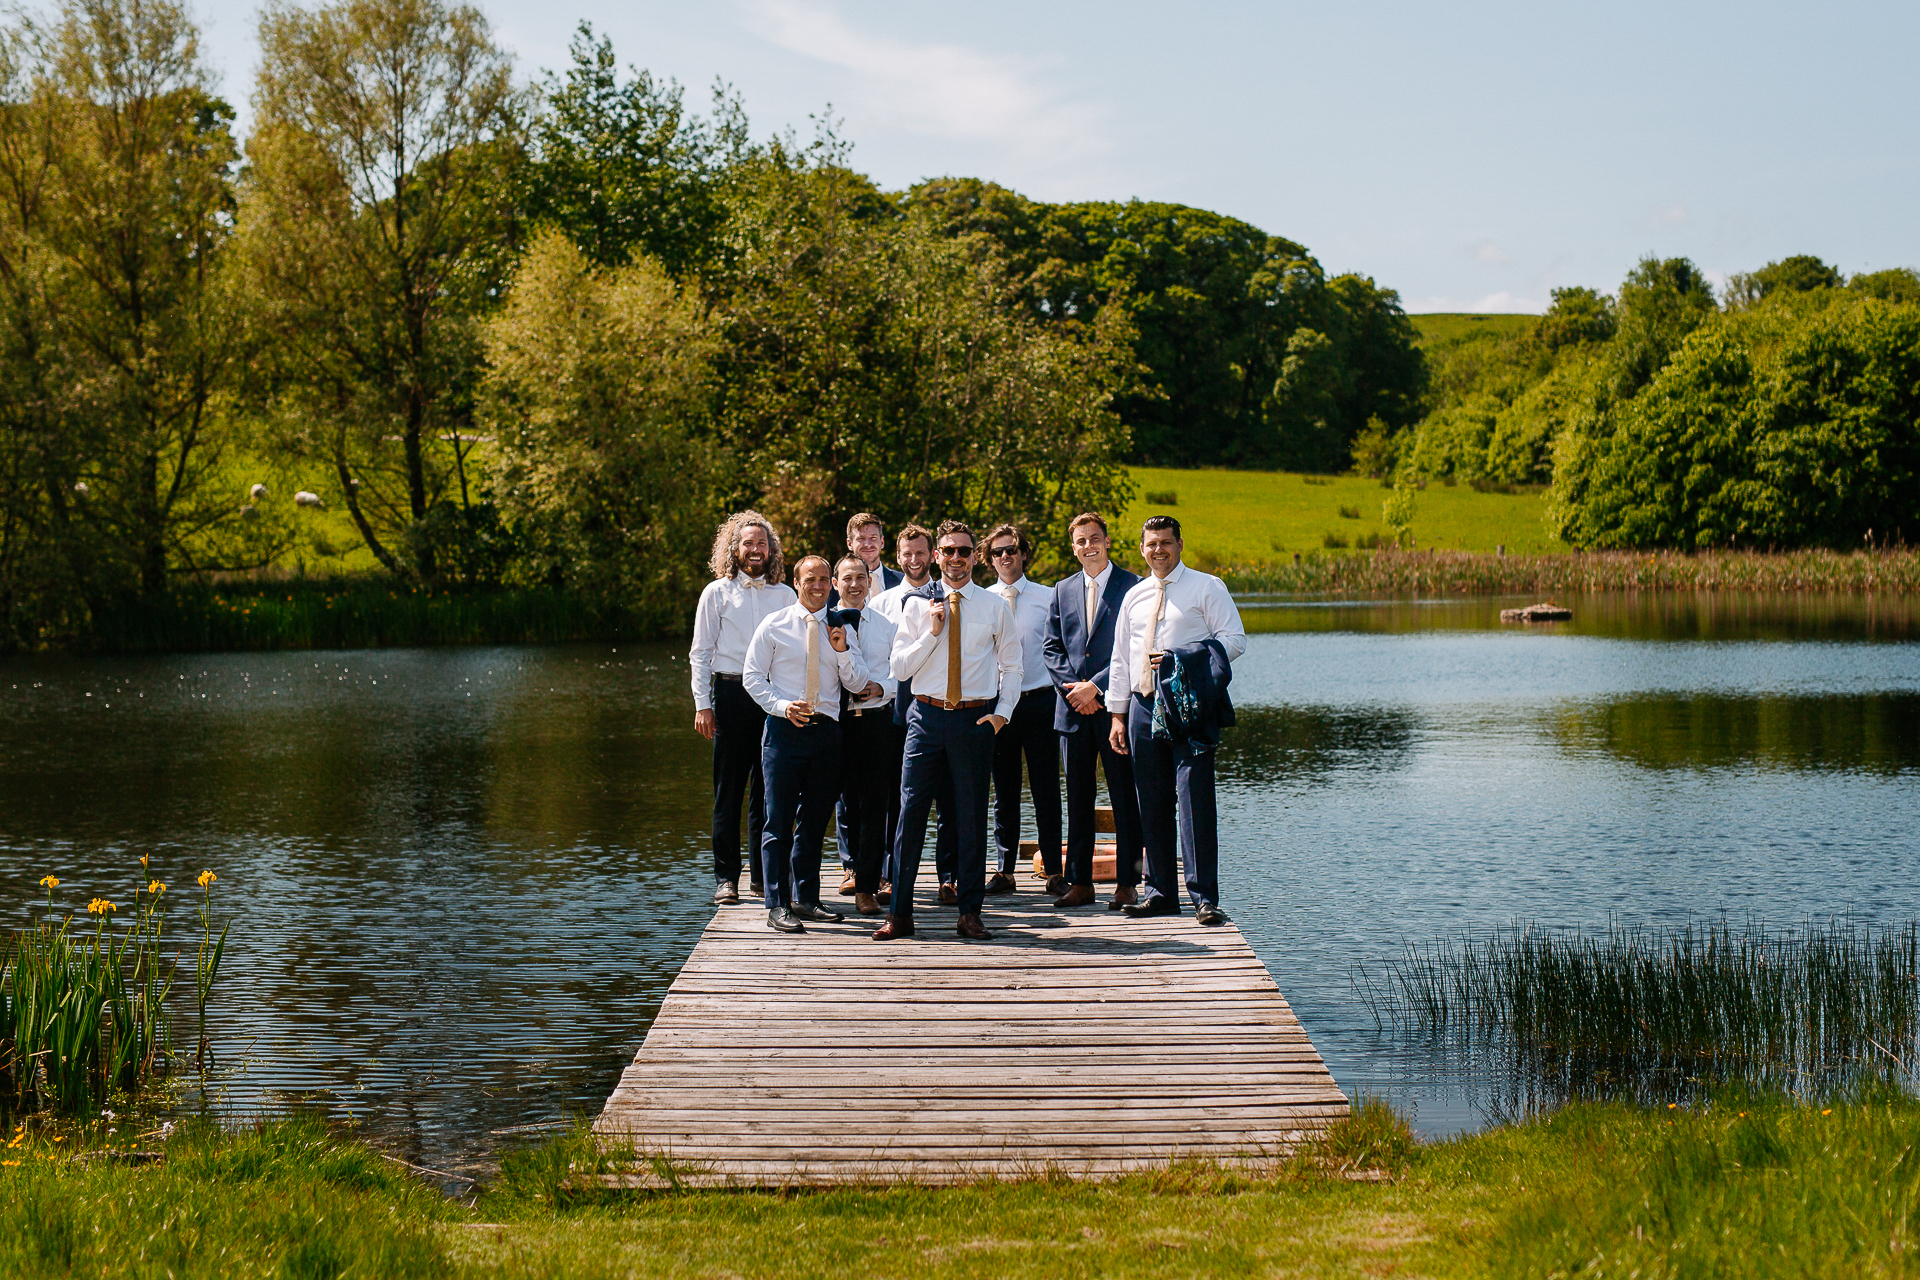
708,510,785,582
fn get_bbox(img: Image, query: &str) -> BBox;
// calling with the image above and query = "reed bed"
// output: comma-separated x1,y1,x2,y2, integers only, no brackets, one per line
2,870,228,1119
1356,918,1920,1107
1220,547,1920,596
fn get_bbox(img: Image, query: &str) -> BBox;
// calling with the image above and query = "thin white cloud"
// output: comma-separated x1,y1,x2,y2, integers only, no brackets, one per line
1653,205,1689,226
1468,240,1511,266
742,0,1105,163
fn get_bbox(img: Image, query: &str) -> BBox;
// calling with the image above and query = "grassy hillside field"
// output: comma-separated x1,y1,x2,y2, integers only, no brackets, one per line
1409,311,1538,346
1118,466,1562,565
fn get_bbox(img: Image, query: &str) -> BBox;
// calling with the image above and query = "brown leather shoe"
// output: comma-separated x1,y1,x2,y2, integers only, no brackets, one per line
984,872,1017,895
1053,883,1096,909
871,915,915,941
937,882,958,906
955,912,994,941
838,871,857,896
1107,884,1137,912
854,892,881,916
1044,874,1069,897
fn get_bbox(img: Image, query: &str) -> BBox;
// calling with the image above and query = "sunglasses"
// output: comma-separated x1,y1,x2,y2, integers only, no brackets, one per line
937,545,975,558
988,545,1023,559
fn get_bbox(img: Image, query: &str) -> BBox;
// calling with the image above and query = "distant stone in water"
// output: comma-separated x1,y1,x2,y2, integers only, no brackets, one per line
1501,602,1572,623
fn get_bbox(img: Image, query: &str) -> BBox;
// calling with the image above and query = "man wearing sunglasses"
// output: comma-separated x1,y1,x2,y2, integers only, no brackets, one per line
874,520,1021,941
982,523,1060,896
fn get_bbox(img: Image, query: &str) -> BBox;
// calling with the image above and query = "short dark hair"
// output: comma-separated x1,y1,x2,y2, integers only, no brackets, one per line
1142,515,1182,539
896,523,932,551
833,555,869,578
791,554,832,580
1068,512,1108,538
846,512,883,543
935,518,975,547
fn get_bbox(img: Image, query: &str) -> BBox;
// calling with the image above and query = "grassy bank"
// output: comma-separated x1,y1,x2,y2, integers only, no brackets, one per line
8,1093,1920,1276
1119,464,1564,559
1216,546,1920,595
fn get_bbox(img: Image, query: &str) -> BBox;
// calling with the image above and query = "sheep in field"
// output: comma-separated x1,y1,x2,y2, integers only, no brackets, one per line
251,483,268,500
294,491,325,509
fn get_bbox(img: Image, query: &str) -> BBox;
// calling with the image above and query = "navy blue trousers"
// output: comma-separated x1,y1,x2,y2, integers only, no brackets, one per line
892,701,995,919
1128,695,1219,909
838,710,899,894
710,676,767,883
1064,710,1143,887
992,687,1062,875
759,715,841,910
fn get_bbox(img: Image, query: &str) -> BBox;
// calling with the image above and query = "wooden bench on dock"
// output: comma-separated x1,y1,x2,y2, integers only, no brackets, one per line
595,869,1348,1187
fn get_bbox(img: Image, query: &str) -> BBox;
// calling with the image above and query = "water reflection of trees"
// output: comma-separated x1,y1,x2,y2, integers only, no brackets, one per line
1217,705,1418,790
1556,693,1920,774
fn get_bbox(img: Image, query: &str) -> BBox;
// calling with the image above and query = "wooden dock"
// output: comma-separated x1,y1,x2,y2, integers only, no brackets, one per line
596,876,1348,1186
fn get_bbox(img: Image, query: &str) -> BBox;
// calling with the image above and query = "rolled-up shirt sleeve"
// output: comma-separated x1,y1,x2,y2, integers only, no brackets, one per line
688,581,723,711
741,616,785,718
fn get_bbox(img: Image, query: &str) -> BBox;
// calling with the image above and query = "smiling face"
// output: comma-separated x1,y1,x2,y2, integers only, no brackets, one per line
1141,527,1182,578
848,522,883,569
795,558,833,611
835,559,870,609
897,534,931,585
736,523,771,577
987,534,1025,585
1071,522,1111,575
937,534,976,588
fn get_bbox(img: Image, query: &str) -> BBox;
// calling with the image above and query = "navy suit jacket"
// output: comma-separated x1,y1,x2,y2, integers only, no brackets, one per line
1042,564,1142,733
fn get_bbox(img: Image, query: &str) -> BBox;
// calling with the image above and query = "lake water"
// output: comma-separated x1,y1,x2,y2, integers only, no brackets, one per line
3,591,1917,1176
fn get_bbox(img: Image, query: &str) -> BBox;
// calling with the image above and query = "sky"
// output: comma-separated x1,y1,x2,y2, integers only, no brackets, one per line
190,0,1918,313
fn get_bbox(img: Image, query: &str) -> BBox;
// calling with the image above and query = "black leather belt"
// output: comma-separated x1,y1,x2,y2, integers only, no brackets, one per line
846,706,890,717
713,672,743,682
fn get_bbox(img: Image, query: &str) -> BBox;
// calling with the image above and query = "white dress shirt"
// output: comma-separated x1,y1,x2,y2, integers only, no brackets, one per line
689,572,797,711
742,602,870,722
1105,561,1247,718
845,605,898,712
868,577,928,628
989,575,1055,692
890,579,1022,721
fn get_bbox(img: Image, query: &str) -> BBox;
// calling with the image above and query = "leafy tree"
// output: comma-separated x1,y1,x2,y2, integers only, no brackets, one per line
1534,285,1617,350
242,0,522,580
1849,268,1920,304
716,150,1134,567
1608,255,1717,399
907,181,1420,470
482,230,718,622
520,24,744,275
1725,254,1843,308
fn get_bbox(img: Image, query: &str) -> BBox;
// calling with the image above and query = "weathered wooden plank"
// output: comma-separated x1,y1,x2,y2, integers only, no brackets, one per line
596,878,1346,1186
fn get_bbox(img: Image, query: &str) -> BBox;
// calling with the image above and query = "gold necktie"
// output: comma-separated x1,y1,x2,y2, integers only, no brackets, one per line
997,583,1018,610
1136,576,1168,696
1085,575,1097,630
945,589,963,705
804,612,820,709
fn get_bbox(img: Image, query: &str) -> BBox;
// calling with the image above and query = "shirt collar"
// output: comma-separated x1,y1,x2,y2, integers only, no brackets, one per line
803,602,829,620
1084,562,1112,588
1150,561,1186,588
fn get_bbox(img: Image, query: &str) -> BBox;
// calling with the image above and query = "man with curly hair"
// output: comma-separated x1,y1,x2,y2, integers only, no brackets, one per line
690,511,795,904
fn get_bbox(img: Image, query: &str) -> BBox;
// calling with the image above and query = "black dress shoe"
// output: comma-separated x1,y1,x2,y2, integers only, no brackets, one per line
791,901,844,923
1195,903,1228,926
1122,896,1180,918
1043,874,1068,897
767,907,805,932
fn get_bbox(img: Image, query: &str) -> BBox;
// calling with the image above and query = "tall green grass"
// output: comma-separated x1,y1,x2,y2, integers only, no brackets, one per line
1358,918,1920,1110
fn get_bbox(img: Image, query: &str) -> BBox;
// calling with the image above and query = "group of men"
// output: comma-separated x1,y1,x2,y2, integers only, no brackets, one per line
688,507,1246,941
